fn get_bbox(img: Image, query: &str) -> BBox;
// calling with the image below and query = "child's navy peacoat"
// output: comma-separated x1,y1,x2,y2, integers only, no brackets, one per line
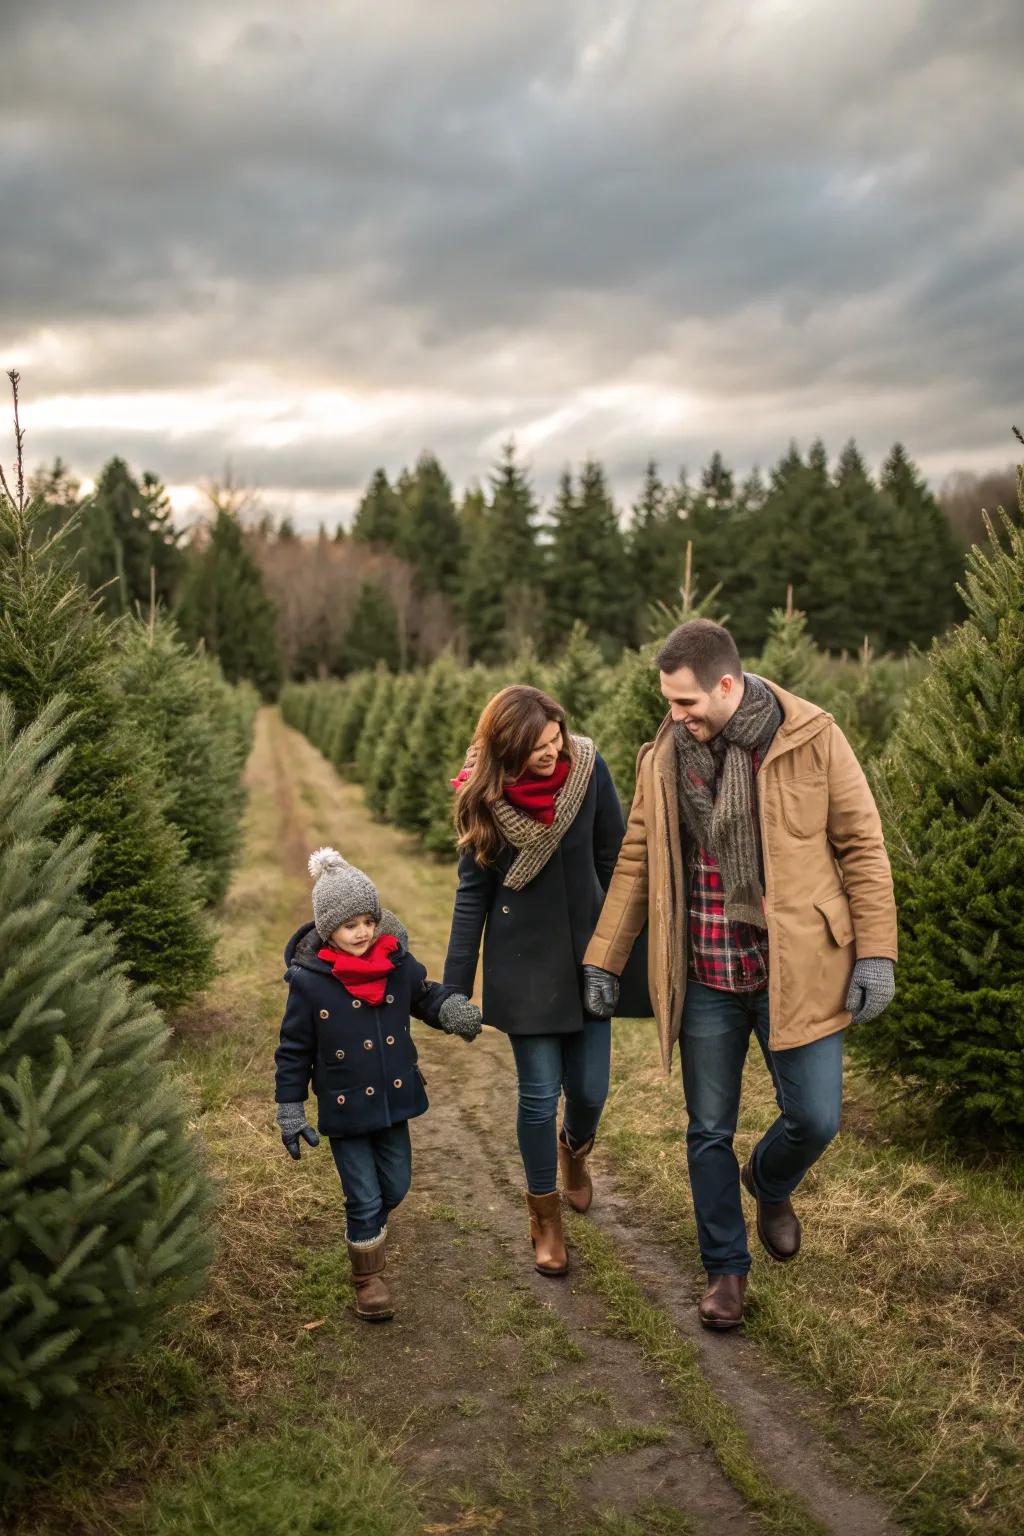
274,919,458,1138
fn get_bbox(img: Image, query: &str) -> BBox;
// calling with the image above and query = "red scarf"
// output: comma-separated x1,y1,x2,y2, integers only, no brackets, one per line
503,756,571,825
318,933,399,1005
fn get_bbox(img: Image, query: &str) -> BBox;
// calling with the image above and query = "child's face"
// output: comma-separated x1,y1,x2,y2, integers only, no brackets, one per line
329,914,376,956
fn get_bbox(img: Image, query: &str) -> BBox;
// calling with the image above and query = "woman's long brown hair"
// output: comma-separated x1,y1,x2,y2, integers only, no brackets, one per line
455,685,571,866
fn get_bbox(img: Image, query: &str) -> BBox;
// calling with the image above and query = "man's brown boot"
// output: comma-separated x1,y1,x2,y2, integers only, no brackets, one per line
740,1160,801,1262
557,1127,595,1214
347,1231,394,1321
525,1191,569,1276
698,1273,747,1330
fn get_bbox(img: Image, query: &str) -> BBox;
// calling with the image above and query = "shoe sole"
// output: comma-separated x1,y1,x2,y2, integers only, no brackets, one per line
355,1311,394,1322
740,1164,800,1263
535,1262,569,1277
699,1314,744,1330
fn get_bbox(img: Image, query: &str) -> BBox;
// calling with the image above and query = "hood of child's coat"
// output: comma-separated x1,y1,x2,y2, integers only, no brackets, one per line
283,909,410,980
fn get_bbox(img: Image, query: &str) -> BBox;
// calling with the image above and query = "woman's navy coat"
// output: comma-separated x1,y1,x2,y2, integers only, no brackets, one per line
442,751,650,1036
274,921,456,1137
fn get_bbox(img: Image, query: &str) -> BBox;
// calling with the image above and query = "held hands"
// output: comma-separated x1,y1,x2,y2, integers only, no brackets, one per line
582,964,619,1019
844,957,896,1025
438,993,483,1041
276,1101,320,1159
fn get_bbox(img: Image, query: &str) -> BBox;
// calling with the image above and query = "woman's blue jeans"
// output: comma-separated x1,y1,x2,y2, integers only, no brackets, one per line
329,1122,412,1243
509,1021,611,1194
681,981,844,1275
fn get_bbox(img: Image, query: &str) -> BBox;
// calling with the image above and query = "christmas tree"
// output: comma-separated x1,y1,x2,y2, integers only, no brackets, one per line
853,468,1024,1138
387,655,461,832
0,697,212,1459
176,505,282,700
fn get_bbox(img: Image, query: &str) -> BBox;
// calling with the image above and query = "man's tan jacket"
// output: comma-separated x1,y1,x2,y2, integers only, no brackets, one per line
583,680,898,1070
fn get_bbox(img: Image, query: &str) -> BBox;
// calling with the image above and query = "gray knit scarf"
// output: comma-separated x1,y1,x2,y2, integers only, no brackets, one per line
673,674,782,929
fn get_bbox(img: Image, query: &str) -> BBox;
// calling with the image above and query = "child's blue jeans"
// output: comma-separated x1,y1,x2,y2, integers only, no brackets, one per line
329,1122,412,1242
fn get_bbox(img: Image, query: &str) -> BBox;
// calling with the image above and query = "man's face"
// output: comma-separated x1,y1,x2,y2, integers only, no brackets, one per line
660,666,739,742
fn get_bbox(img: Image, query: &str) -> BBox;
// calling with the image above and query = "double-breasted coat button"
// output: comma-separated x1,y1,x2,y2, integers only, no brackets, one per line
393,1078,402,1088
319,1009,329,1019
352,999,362,1009
336,1093,345,1105
385,994,394,1004
365,1086,375,1096
501,905,510,914
386,1035,395,1045
363,1039,373,1050
335,1049,345,1060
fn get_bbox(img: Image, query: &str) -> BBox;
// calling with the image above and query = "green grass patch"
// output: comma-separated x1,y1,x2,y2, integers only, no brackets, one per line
559,1423,671,1470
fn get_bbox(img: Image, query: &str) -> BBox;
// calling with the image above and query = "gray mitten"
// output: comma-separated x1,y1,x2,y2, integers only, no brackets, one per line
438,993,483,1041
844,957,895,1025
276,1102,320,1160
582,964,619,1019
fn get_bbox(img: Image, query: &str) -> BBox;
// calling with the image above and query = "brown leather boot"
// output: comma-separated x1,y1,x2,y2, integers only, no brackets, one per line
557,1126,595,1214
698,1273,747,1330
347,1231,393,1321
525,1191,569,1276
740,1159,801,1262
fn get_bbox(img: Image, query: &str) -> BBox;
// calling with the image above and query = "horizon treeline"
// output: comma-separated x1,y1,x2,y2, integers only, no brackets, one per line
29,438,1017,696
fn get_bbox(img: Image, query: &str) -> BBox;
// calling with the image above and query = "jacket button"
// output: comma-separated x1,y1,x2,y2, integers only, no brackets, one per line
385,994,394,1004
386,1035,395,1045
336,1094,345,1105
319,1009,329,1020
501,905,510,914
363,1039,373,1050
366,1086,375,1096
393,1078,402,1088
335,1049,345,1060
352,1000,361,1009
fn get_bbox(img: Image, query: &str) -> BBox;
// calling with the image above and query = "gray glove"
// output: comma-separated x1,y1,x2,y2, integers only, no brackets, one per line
438,993,483,1041
845,957,895,1025
276,1102,320,1159
582,964,619,1019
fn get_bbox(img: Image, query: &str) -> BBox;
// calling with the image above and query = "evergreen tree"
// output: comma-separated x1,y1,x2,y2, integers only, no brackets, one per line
755,600,833,703
803,440,875,655
742,442,831,652
0,698,212,1458
354,665,397,781
879,442,963,651
421,665,495,856
628,461,686,637
351,469,402,547
544,461,630,656
852,490,1024,1138
459,441,543,662
549,620,608,731
115,615,255,904
176,506,282,700
0,389,212,1008
387,655,461,832
324,670,378,769
396,452,462,594
342,579,402,673
79,458,183,616
364,674,418,818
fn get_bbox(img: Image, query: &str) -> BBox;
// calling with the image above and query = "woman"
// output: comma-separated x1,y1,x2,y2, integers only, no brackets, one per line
443,685,636,1277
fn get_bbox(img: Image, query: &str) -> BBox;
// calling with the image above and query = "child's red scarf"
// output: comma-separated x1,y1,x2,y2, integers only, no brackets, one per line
318,933,399,1005
503,756,571,825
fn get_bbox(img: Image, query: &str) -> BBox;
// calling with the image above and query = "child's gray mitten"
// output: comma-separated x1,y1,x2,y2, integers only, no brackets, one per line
438,994,483,1041
276,1102,320,1159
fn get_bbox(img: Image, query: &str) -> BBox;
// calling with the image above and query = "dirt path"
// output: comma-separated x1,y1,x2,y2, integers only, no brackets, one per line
248,710,900,1536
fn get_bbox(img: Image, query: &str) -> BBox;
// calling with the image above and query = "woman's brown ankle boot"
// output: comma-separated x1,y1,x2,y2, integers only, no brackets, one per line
525,1190,569,1276
347,1230,393,1321
557,1126,595,1213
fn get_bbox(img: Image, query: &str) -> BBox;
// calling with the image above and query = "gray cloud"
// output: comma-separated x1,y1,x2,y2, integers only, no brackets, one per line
3,0,1022,523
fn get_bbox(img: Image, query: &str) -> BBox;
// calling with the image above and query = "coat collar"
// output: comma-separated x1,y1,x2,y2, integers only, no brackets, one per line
283,909,410,979
648,674,831,782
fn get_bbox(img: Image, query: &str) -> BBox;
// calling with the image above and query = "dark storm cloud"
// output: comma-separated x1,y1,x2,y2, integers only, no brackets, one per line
3,0,1022,520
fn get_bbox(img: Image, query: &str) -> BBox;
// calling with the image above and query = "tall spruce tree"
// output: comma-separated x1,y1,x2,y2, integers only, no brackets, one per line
0,383,212,1007
78,458,183,616
342,579,402,673
879,442,963,651
396,452,462,594
0,698,212,1459
852,488,1024,1136
351,469,402,547
544,461,630,656
176,506,282,699
549,620,607,731
804,440,876,655
459,441,542,662
628,461,686,638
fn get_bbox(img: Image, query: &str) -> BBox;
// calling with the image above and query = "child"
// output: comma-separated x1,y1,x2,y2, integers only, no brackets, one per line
275,847,481,1322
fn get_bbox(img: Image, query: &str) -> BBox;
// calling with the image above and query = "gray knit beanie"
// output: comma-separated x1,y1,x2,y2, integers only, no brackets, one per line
308,846,382,942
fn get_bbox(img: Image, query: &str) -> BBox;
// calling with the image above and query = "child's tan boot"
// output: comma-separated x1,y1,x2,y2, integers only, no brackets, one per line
347,1230,393,1321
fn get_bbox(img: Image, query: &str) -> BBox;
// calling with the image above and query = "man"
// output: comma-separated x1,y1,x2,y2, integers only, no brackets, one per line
582,619,897,1328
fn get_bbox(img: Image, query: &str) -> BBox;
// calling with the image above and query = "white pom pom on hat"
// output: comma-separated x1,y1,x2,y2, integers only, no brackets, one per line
308,846,348,881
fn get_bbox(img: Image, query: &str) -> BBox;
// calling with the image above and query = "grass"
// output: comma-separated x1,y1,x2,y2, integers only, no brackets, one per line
599,1017,1024,1536
569,1217,828,1536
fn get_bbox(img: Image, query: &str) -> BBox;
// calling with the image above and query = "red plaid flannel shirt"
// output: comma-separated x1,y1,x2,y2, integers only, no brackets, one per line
686,748,769,994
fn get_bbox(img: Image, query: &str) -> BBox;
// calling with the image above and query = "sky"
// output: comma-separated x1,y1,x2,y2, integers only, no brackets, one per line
3,0,1022,529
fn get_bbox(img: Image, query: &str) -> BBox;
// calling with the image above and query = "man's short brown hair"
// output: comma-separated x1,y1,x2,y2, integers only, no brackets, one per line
655,619,742,689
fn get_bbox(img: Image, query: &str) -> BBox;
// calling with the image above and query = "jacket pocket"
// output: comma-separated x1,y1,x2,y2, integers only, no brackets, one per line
779,774,828,838
815,892,854,947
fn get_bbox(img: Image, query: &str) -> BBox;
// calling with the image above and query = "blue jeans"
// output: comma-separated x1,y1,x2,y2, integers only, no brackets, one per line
329,1122,412,1243
509,1022,611,1194
680,981,844,1275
